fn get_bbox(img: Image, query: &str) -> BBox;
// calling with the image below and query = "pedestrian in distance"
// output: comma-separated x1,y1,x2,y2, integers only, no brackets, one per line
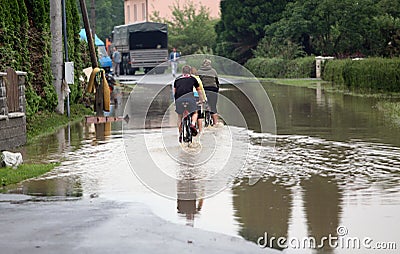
112,47,121,77
169,47,181,77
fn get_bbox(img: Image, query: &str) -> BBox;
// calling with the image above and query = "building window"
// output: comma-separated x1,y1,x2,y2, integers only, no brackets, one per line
142,2,146,21
134,4,137,22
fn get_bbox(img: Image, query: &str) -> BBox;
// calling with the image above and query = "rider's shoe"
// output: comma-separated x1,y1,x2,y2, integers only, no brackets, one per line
179,136,182,143
190,124,198,136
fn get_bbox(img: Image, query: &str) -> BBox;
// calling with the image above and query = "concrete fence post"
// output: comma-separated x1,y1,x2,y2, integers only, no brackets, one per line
0,72,8,116
315,56,334,78
16,71,27,114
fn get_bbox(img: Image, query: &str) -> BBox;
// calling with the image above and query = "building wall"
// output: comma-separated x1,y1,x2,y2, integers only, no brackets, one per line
125,0,148,24
124,0,220,24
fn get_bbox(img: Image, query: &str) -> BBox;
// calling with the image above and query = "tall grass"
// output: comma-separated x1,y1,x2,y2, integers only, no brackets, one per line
0,163,59,187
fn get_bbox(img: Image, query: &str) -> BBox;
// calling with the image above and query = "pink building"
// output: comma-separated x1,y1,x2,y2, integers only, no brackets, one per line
124,0,220,24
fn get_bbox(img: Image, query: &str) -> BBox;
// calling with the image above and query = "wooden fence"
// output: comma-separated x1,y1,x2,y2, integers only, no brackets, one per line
0,68,27,150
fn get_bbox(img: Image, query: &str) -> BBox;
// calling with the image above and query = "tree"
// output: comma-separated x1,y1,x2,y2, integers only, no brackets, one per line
76,0,124,41
253,37,305,59
263,0,318,56
152,0,217,55
215,0,290,63
254,0,400,58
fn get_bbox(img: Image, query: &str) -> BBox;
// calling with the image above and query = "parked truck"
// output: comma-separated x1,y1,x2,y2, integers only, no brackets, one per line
112,22,168,75
79,29,113,73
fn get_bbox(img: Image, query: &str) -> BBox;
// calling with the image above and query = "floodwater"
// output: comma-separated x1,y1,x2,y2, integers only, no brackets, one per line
6,81,400,253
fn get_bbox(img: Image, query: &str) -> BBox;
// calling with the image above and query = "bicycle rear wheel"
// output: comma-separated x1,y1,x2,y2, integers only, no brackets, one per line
182,116,192,143
205,111,213,127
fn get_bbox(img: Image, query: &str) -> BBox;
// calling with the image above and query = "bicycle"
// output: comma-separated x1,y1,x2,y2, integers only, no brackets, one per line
203,103,214,128
180,101,194,143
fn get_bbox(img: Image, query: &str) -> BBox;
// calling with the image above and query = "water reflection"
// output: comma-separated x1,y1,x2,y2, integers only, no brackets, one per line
265,82,400,146
21,122,85,163
18,177,83,197
176,179,204,227
232,178,291,250
7,81,400,254
301,175,342,253
93,122,112,142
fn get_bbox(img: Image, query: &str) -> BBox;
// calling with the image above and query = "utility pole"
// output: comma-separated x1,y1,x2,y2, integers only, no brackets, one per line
62,0,70,118
50,0,64,114
79,0,98,68
79,0,105,117
90,0,96,38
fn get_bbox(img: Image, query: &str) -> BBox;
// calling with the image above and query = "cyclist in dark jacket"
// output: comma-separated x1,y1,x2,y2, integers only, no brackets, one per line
174,65,205,142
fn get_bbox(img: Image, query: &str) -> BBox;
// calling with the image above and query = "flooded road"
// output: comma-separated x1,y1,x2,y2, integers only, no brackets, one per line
6,81,400,253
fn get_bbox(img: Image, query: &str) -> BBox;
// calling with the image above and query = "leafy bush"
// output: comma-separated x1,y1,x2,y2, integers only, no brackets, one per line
323,58,400,92
322,59,350,87
245,57,315,78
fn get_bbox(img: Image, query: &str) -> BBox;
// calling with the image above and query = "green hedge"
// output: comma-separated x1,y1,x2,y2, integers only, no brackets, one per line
322,58,400,92
0,0,88,116
322,59,350,87
245,57,315,78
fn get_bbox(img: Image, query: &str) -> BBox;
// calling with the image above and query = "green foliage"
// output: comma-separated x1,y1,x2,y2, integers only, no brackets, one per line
286,57,316,78
218,0,400,61
372,13,400,57
215,0,289,63
0,0,25,70
322,59,351,87
245,58,285,78
376,101,400,126
245,57,315,78
77,0,124,42
322,58,400,92
24,0,57,113
1,0,89,116
27,104,92,140
152,0,217,55
25,85,41,116
68,0,86,103
253,37,305,60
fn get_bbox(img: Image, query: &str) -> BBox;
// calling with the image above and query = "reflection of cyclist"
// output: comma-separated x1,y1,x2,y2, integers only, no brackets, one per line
190,67,207,134
174,65,205,142
177,197,203,227
198,59,219,125
176,176,204,227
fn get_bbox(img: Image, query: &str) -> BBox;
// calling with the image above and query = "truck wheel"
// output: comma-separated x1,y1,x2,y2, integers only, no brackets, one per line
144,67,154,74
155,67,165,74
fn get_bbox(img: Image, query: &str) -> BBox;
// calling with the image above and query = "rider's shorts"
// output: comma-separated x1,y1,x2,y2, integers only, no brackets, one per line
204,86,219,114
175,97,197,115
